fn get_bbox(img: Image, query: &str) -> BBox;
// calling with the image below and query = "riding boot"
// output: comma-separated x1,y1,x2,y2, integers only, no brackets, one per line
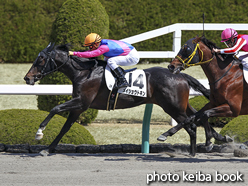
113,67,129,89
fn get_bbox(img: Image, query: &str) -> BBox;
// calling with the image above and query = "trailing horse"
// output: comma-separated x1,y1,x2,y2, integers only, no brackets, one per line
165,36,237,150
24,43,210,156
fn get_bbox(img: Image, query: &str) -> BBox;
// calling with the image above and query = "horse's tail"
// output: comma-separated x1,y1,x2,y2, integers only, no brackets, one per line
180,73,210,100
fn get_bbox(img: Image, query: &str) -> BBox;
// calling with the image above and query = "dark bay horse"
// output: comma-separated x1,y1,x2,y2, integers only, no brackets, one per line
24,43,210,156
164,36,242,149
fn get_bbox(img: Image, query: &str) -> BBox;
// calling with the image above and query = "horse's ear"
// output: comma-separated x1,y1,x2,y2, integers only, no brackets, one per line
44,42,55,52
46,42,51,49
47,42,55,52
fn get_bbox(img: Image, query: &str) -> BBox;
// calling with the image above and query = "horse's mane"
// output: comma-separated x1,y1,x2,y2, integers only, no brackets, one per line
71,56,106,70
195,36,220,50
195,36,238,62
54,44,71,52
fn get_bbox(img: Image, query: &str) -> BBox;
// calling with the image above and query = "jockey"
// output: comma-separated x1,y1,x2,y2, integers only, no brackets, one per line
213,28,248,69
68,33,140,89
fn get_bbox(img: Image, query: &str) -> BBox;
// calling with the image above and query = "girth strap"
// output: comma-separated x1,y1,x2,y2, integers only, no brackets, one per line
106,89,119,111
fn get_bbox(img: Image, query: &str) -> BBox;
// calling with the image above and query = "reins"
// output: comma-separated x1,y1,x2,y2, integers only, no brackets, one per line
209,59,235,85
176,42,215,70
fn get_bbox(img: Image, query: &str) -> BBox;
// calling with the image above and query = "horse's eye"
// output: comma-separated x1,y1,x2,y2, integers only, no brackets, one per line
183,46,192,56
34,56,45,66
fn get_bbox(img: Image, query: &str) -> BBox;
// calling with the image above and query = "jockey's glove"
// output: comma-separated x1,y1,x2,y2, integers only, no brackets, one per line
68,51,74,56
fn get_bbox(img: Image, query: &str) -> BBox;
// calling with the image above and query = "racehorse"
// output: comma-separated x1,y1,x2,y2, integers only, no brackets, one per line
163,36,241,149
24,43,211,156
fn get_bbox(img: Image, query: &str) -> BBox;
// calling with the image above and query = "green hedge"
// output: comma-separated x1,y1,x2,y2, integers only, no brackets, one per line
100,0,248,62
0,0,66,63
37,0,109,124
0,109,96,145
1,0,248,63
50,0,109,50
215,115,248,144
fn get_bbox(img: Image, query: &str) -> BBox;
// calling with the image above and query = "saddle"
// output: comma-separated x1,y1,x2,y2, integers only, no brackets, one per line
106,67,136,111
105,66,147,111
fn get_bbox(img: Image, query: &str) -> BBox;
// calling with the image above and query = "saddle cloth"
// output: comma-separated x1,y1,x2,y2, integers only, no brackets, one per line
243,67,248,83
234,54,248,83
105,65,147,97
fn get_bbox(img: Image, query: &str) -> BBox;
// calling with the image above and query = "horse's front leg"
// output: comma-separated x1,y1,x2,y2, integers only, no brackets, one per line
40,109,84,156
201,115,213,151
184,123,197,156
35,97,83,140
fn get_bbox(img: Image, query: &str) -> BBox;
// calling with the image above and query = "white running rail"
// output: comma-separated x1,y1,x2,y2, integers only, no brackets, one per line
121,23,248,58
0,79,209,95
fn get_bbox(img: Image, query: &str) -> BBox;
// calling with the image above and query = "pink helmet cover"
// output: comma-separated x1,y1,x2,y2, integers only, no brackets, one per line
221,28,238,42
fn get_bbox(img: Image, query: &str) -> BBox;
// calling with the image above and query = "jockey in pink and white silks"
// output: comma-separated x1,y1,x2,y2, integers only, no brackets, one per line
69,33,140,89
213,28,248,69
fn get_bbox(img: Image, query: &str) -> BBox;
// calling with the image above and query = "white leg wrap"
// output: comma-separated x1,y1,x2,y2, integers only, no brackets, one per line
35,128,44,140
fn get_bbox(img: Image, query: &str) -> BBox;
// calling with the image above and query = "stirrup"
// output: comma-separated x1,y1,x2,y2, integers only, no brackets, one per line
116,82,128,89
116,79,128,88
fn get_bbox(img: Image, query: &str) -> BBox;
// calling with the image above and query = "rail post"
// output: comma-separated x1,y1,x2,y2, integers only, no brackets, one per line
141,104,153,153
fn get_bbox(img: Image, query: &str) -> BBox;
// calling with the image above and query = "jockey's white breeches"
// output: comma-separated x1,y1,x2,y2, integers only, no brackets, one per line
105,48,140,70
237,53,248,69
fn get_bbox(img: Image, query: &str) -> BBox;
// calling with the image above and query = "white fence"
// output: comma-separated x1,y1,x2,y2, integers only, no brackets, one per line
0,80,209,95
121,23,248,58
0,85,72,95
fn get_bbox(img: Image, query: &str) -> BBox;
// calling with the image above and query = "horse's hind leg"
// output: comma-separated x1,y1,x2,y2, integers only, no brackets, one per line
40,109,83,156
211,127,233,142
36,97,83,140
194,108,233,151
197,118,232,151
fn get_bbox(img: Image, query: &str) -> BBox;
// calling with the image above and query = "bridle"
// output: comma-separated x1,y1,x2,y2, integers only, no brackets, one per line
39,50,70,77
175,42,215,70
175,40,236,85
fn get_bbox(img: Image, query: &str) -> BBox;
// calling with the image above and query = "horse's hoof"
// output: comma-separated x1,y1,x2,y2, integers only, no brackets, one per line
39,149,49,156
35,133,43,140
157,135,167,141
206,143,213,152
225,135,233,143
189,153,196,157
239,144,247,150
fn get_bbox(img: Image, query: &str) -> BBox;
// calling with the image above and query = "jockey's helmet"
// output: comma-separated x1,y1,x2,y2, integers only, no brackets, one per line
221,28,238,42
84,33,102,46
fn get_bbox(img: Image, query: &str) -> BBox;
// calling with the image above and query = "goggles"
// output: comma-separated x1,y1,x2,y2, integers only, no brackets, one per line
224,40,232,47
88,45,94,50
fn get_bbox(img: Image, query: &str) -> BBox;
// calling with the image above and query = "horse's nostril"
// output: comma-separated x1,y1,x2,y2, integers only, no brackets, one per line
168,65,175,71
24,76,29,81
36,74,42,79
